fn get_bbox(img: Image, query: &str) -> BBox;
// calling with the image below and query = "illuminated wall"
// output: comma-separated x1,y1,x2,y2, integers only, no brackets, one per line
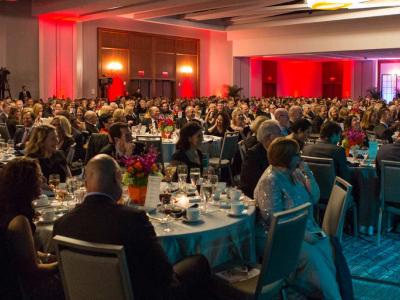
277,61,322,97
39,17,77,99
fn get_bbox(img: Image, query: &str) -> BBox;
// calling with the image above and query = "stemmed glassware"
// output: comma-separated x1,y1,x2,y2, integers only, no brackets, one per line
48,174,61,200
200,183,213,213
190,168,201,188
177,165,188,193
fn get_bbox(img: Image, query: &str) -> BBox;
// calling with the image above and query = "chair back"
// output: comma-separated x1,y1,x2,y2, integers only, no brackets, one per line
255,203,310,299
66,143,76,165
0,123,10,141
53,235,134,300
322,177,352,241
219,132,239,162
380,160,400,206
136,135,163,167
84,133,110,164
302,156,335,201
308,133,320,143
238,140,247,161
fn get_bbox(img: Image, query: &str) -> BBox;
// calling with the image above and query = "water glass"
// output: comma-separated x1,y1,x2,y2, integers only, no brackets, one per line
201,183,213,213
190,168,201,186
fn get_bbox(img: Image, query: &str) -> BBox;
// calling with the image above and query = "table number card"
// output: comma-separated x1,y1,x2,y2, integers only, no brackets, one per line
145,175,162,210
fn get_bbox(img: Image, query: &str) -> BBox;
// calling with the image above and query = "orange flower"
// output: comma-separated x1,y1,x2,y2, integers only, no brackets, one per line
134,162,143,171
151,163,158,172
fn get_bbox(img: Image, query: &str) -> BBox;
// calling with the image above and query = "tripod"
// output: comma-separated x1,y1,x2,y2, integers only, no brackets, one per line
0,78,11,99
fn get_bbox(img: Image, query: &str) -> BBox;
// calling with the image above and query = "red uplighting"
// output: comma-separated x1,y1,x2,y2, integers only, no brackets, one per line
267,76,272,81
138,70,144,77
329,76,336,81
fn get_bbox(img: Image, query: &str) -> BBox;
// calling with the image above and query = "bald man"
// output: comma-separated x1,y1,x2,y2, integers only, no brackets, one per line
53,155,212,300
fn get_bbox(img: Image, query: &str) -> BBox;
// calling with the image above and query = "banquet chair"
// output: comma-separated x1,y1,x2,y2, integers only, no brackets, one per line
209,132,239,184
53,235,134,300
238,140,247,161
0,123,11,141
302,156,358,237
212,203,310,300
136,135,164,169
84,133,110,164
377,160,400,245
322,177,353,243
66,143,76,165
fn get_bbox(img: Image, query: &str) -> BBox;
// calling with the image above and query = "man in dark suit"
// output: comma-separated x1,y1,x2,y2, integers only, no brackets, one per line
18,85,31,102
53,154,212,300
303,121,351,182
141,106,160,132
374,107,400,144
176,106,202,129
99,122,144,160
14,110,35,150
84,110,99,134
376,137,400,176
0,100,10,123
240,120,282,198
311,104,327,134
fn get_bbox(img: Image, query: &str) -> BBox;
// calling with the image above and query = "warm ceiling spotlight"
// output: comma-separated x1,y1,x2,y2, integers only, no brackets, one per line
179,66,193,74
107,62,123,71
307,0,367,10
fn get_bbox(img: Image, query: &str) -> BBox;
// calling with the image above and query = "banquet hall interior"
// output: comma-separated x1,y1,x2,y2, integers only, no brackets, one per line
2,0,400,299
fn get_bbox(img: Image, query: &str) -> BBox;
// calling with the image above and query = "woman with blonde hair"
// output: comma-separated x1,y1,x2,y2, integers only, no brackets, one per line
25,124,70,182
360,108,378,131
32,103,44,125
113,108,127,123
243,115,269,149
231,108,251,140
50,115,75,156
327,106,339,122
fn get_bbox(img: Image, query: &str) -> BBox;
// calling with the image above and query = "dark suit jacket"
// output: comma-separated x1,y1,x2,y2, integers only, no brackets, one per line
13,127,32,150
171,149,203,181
303,140,351,182
99,142,145,160
374,123,394,143
311,116,325,134
376,142,400,177
53,194,177,300
85,121,99,135
242,134,258,150
176,118,202,130
141,118,158,132
18,91,31,100
240,142,269,198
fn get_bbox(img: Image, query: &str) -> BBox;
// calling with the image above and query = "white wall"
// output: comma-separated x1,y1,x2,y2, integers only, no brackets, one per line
227,17,400,57
0,0,39,99
81,17,233,98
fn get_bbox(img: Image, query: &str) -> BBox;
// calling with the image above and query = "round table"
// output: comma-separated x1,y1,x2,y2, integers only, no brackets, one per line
347,158,379,235
162,135,222,162
35,203,256,268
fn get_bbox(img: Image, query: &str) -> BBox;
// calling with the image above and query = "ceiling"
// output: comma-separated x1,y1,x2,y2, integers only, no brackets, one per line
262,49,400,60
32,0,400,31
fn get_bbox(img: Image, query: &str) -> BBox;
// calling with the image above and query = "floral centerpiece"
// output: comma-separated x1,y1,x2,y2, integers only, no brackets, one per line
342,128,366,157
121,150,162,205
158,115,175,139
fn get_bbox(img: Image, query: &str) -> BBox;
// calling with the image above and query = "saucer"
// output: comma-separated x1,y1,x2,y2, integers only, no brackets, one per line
228,210,248,217
182,217,203,224
38,216,59,224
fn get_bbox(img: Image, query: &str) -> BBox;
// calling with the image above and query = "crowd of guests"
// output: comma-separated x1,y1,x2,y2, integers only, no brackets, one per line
2,93,400,299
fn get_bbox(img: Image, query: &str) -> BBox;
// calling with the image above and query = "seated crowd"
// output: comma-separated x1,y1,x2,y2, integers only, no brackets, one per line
1,93,400,299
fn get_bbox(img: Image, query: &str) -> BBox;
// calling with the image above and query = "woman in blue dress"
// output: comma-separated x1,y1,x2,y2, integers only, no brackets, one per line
254,137,341,300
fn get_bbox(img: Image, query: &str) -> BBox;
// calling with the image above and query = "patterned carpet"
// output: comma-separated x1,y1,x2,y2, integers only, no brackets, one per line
342,233,400,299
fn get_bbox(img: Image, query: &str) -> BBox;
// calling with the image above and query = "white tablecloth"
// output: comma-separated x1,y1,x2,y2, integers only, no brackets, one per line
35,205,256,268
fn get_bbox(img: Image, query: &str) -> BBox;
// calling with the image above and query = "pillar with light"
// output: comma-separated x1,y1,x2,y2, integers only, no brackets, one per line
178,65,194,98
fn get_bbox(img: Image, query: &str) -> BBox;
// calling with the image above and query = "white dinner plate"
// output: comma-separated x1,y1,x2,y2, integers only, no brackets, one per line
182,217,204,224
228,210,248,217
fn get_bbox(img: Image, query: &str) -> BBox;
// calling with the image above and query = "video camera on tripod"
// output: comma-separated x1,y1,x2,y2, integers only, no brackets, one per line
0,67,11,99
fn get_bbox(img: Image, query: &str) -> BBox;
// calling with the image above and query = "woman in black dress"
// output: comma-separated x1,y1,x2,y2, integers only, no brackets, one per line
25,124,71,183
171,122,204,178
206,112,231,138
0,158,63,299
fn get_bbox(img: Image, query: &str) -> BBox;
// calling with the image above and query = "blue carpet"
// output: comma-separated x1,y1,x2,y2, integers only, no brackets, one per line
342,233,400,286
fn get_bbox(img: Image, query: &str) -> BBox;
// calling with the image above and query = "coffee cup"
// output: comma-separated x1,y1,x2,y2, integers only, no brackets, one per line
186,207,201,221
230,202,244,215
229,188,242,202
217,182,227,192
41,209,56,221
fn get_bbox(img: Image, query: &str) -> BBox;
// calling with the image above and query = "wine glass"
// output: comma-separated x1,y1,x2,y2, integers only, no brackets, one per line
48,174,61,200
164,165,177,183
177,165,188,192
190,168,201,187
7,139,14,154
209,174,219,201
201,183,213,213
